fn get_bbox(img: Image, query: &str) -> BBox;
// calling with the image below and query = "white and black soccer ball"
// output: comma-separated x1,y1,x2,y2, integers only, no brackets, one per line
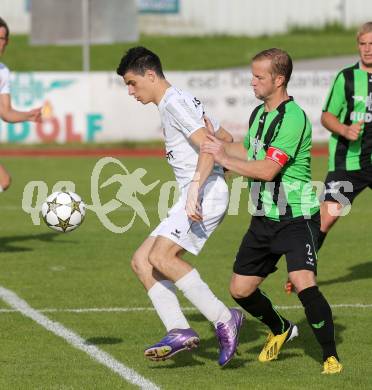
41,191,86,233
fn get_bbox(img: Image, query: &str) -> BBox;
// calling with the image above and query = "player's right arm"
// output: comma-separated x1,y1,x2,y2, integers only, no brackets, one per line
214,126,233,143
0,93,42,123
223,142,248,160
203,108,309,181
0,163,11,191
321,111,363,141
204,116,246,160
321,69,363,141
201,134,282,181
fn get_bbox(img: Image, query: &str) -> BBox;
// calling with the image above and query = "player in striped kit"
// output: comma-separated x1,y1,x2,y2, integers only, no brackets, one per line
319,21,372,250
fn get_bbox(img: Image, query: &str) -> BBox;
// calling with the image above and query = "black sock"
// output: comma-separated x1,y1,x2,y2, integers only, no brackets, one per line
318,231,327,251
298,286,338,361
233,289,290,335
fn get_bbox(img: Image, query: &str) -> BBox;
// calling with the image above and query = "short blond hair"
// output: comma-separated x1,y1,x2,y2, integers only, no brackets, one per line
252,48,293,87
357,22,372,41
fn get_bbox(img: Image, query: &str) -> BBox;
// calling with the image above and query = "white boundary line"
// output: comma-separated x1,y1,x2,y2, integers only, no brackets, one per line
0,286,159,390
0,303,371,314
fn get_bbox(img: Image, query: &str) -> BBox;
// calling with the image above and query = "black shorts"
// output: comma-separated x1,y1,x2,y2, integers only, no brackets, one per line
323,168,372,205
234,213,320,277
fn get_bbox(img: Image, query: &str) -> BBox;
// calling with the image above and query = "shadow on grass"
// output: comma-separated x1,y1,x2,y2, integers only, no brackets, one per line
0,232,75,253
148,313,266,370
241,315,345,365
295,315,345,364
148,312,345,369
85,337,123,345
319,261,372,286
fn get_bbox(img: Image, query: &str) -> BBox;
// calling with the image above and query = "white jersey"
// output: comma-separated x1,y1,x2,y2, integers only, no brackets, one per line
0,63,10,94
158,86,223,188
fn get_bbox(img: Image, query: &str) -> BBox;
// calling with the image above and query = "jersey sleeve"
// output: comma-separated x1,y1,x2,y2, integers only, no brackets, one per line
245,104,263,151
268,110,308,162
322,71,346,117
165,96,205,138
243,131,250,150
208,115,220,133
0,65,11,94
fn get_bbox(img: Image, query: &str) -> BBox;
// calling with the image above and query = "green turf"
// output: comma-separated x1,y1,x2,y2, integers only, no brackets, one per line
0,156,371,389
3,25,358,71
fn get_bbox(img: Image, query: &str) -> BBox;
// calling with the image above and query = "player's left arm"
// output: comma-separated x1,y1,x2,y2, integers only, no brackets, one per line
0,94,42,123
186,127,216,221
202,134,283,181
190,127,216,184
213,126,234,177
166,99,225,220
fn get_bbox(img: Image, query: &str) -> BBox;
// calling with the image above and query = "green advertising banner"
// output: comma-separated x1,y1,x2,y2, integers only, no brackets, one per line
138,0,179,14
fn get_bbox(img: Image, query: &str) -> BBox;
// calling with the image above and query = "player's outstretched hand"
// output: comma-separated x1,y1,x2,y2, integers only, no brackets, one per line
201,134,227,165
28,107,43,122
343,119,363,141
186,180,202,222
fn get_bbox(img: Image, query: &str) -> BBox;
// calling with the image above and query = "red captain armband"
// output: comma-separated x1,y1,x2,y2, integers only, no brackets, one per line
265,146,289,167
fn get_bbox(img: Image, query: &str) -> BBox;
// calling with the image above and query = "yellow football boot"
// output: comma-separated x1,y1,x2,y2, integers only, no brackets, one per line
258,323,298,362
322,356,343,374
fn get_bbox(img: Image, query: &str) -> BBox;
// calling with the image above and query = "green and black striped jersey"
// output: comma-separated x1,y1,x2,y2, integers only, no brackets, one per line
323,62,372,171
244,97,319,221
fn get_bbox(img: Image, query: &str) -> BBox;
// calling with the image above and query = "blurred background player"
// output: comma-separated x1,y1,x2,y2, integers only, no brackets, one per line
0,17,42,191
320,21,372,249
202,48,342,374
116,47,243,367
285,21,372,294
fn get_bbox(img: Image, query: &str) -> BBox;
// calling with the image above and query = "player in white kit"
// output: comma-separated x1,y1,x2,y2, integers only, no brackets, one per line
116,47,244,366
0,17,42,191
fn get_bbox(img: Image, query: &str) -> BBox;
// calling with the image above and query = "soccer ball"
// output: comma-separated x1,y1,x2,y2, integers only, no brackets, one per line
41,191,86,233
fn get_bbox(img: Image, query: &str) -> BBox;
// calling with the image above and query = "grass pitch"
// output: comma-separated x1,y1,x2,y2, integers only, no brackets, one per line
0,155,371,389
4,25,358,71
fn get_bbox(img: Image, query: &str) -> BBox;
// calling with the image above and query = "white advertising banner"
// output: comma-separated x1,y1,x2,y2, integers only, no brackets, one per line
168,69,334,142
0,70,335,144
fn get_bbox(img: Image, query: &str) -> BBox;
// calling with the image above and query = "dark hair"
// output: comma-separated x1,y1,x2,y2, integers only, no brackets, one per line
0,17,9,39
116,46,165,78
252,48,293,86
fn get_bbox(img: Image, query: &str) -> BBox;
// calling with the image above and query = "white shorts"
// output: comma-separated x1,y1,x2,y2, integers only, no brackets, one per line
150,175,229,255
